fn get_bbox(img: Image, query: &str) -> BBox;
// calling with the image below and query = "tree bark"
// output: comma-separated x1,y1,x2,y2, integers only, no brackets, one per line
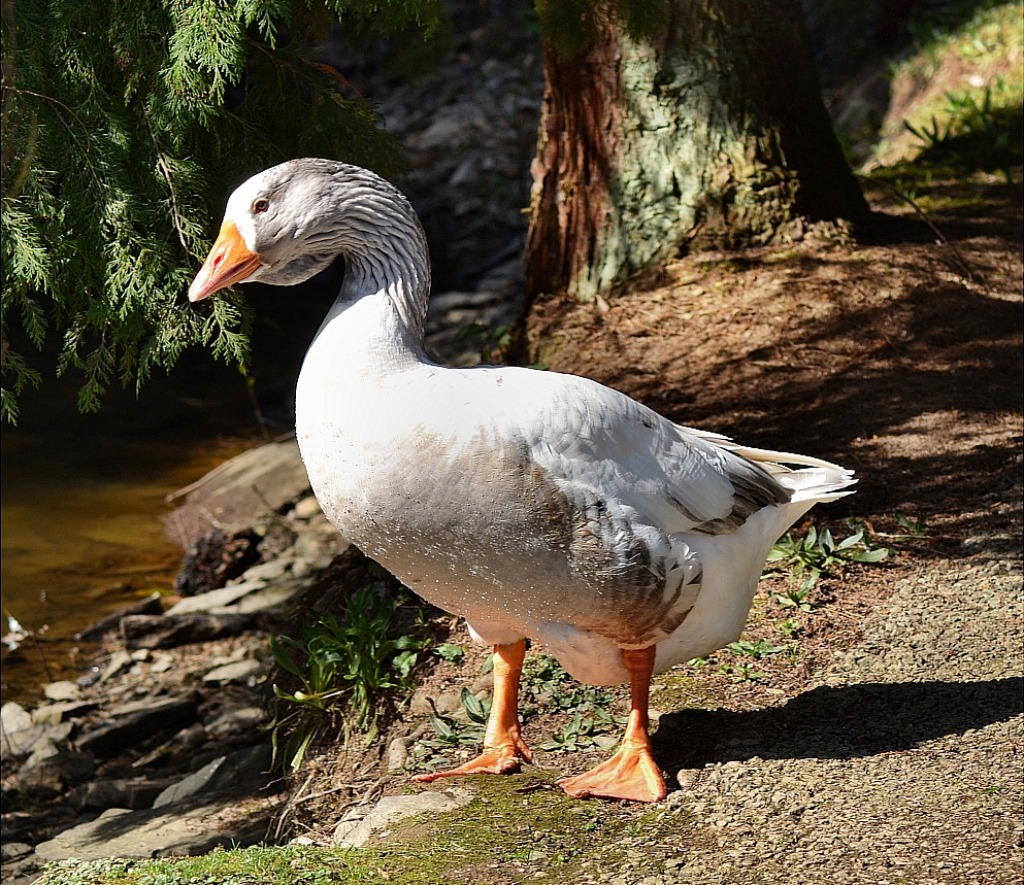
525,0,868,302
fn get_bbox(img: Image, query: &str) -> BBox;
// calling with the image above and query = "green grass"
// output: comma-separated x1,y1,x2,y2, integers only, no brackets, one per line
34,776,692,885
873,1,1024,176
33,847,383,885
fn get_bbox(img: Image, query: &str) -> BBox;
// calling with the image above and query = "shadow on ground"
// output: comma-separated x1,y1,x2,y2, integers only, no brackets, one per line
652,676,1023,773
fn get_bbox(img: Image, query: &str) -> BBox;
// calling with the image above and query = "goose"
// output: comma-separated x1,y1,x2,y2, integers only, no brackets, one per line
189,159,855,802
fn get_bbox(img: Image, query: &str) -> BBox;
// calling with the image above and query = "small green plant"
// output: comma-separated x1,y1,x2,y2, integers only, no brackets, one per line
269,585,426,771
409,687,489,771
727,638,785,659
764,522,892,602
775,582,816,613
416,652,623,769
717,661,766,682
538,707,618,752
893,511,929,538
521,654,621,750
904,84,1021,179
904,114,952,151
777,617,802,638
433,642,466,664
716,637,787,682
425,688,489,747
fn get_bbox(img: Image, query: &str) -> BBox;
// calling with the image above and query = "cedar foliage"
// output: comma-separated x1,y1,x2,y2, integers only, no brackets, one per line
1,0,442,422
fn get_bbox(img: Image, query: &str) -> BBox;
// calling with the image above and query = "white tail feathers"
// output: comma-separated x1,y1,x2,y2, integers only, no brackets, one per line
692,429,857,506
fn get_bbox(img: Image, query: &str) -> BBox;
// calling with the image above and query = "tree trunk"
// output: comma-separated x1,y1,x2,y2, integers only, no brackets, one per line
525,0,868,302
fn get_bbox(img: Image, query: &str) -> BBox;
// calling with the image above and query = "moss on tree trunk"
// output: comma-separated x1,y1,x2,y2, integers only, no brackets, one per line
526,0,868,302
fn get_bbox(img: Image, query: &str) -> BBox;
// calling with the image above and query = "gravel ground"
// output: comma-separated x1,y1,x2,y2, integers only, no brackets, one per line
569,547,1023,885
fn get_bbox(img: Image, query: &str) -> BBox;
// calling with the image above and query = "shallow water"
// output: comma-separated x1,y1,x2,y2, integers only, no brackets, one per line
0,361,264,703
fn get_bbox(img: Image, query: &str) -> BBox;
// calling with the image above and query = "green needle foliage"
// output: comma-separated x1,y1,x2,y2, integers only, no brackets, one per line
1,0,443,422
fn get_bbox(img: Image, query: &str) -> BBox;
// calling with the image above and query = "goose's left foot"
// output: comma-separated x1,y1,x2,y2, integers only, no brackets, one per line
558,743,666,802
559,644,666,803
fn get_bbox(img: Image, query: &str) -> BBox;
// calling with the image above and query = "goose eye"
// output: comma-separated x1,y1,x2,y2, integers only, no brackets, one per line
252,198,270,214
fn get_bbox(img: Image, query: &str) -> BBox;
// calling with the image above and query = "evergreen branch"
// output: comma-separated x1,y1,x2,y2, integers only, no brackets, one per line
145,111,190,255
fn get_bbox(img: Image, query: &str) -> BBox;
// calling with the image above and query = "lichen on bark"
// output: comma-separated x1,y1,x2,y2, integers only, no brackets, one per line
526,0,867,303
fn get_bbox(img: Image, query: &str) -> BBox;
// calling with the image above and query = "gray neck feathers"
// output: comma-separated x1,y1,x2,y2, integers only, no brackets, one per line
328,168,431,338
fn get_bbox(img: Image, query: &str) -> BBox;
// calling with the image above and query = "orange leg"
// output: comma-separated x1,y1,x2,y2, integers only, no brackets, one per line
558,645,666,802
412,639,533,783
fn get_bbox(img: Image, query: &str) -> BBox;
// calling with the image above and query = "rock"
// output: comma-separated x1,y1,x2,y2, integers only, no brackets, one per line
0,702,32,761
386,736,412,771
150,653,174,673
43,681,82,702
98,649,134,683
164,438,310,549
31,700,99,726
202,705,267,741
75,593,165,641
33,798,271,861
237,557,292,584
409,686,465,717
174,528,262,596
1,703,73,764
121,612,260,649
164,581,267,615
75,694,198,757
153,744,272,808
676,768,702,789
1,842,33,861
68,777,173,811
202,658,265,684
333,788,475,848
17,748,96,798
223,577,310,614
291,495,323,520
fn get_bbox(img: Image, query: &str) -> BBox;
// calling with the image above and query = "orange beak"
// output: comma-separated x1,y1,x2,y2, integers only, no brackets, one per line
189,221,262,302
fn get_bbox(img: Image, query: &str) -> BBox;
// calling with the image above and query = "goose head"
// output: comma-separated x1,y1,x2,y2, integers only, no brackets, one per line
189,159,429,307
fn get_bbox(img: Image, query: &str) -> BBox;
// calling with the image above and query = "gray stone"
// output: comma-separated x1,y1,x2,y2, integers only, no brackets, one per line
1,842,33,861
165,582,265,615
75,694,198,757
292,495,323,520
386,736,412,771
121,612,259,649
235,557,291,584
76,593,165,641
20,737,60,767
33,799,269,861
150,653,174,673
0,702,32,761
230,576,310,614
333,788,474,848
17,748,95,798
164,438,310,547
68,777,173,811
203,704,267,740
409,686,465,717
31,700,99,726
202,658,265,684
43,680,82,702
153,744,272,808
99,650,133,683
1,703,73,764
